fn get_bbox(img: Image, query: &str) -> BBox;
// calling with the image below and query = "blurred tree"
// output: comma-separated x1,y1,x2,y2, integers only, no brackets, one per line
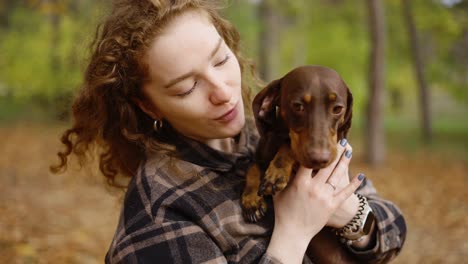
0,0,16,28
366,0,386,166
257,0,279,82
446,2,468,102
403,0,467,104
254,0,311,81
43,0,61,72
0,0,107,120
274,1,309,69
402,0,432,143
1,0,466,125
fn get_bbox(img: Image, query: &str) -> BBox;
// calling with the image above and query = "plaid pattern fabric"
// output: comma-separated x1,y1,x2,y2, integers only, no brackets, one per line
105,119,406,264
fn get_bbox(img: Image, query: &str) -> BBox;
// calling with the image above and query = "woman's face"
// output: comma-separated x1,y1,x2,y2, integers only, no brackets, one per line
139,10,245,143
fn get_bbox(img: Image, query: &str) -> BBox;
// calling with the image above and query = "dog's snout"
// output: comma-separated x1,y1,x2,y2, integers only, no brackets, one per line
307,149,331,167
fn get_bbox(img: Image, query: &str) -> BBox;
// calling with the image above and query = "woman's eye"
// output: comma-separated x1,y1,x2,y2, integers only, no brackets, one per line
215,54,230,67
177,81,197,97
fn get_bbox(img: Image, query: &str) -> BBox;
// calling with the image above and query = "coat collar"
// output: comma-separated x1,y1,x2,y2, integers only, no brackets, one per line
170,119,258,173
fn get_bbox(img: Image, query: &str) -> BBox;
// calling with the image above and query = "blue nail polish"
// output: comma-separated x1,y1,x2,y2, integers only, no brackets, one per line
340,138,347,146
345,150,352,158
358,173,365,181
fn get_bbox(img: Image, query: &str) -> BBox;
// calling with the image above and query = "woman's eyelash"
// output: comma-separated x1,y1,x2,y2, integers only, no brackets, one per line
177,54,230,97
215,54,230,67
177,81,197,97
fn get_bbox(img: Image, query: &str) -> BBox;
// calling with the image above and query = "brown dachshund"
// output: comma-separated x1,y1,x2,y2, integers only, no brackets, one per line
242,65,358,263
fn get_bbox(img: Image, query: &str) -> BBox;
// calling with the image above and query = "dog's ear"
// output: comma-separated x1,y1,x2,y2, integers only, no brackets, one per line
338,86,353,139
252,78,282,137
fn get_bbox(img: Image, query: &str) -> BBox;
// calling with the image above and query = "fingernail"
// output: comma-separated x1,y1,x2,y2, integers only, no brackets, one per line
340,138,347,146
345,150,352,158
358,173,365,181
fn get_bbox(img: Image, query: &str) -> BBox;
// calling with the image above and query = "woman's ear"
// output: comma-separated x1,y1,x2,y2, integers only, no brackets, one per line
132,97,162,120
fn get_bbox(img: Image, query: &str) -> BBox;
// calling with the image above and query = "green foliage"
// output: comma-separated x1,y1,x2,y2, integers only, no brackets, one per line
0,0,466,123
0,3,105,120
223,0,261,60
224,0,468,118
386,0,468,104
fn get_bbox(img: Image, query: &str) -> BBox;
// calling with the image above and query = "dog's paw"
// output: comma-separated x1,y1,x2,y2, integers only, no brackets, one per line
241,192,267,223
258,166,288,196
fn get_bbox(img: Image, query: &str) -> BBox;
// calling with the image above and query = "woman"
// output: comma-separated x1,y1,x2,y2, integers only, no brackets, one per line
52,0,406,263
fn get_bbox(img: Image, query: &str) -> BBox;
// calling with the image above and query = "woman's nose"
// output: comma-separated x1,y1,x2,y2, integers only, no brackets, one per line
208,75,232,105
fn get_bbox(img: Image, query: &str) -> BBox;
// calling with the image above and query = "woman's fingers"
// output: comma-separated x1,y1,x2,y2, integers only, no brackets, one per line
333,173,364,206
326,146,352,187
293,166,313,184
314,139,352,183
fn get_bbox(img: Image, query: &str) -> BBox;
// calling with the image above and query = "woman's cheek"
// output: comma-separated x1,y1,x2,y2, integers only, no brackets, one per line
167,99,206,119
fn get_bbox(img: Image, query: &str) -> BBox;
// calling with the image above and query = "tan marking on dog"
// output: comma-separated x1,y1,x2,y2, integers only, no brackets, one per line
328,93,337,101
303,94,312,103
332,134,337,143
289,130,301,152
273,154,285,168
262,146,296,195
330,134,338,165
242,164,267,221
244,164,261,193
339,116,345,124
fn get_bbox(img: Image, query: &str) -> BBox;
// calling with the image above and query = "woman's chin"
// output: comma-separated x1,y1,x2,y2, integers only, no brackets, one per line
229,112,246,135
216,115,245,138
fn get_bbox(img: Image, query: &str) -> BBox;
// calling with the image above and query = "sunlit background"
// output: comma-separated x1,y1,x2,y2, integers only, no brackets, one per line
1,0,467,263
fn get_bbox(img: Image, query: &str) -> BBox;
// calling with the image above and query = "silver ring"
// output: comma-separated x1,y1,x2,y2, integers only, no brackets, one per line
326,182,336,191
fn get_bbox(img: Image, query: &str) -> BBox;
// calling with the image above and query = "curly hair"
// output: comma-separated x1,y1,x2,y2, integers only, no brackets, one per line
50,0,260,188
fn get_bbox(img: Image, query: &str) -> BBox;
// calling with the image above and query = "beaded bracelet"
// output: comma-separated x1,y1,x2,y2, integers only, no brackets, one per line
335,193,373,245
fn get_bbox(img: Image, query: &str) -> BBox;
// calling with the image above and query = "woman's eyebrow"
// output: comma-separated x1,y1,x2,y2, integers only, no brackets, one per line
209,37,223,58
164,37,223,89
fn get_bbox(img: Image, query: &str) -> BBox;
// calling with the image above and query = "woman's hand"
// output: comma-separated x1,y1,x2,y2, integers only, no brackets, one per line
324,139,362,228
266,148,364,263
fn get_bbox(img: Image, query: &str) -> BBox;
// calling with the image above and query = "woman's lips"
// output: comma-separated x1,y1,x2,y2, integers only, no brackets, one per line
215,103,238,122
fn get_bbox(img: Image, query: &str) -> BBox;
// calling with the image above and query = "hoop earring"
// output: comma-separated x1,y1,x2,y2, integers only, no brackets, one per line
153,119,163,132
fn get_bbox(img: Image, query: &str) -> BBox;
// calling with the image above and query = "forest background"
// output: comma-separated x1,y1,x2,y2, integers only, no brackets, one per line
1,0,467,263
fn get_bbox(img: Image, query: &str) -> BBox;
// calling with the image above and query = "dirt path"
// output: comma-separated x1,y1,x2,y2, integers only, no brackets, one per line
1,124,466,263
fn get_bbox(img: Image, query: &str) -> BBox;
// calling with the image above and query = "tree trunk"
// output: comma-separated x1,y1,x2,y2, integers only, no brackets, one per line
0,0,16,28
43,0,65,119
47,0,61,73
402,0,432,143
258,0,278,82
292,11,308,68
366,0,386,166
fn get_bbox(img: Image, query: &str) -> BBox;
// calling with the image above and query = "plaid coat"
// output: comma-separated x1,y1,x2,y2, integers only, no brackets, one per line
105,119,406,263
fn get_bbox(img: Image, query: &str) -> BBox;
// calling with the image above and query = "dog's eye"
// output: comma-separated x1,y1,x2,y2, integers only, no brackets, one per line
292,102,304,113
332,105,344,115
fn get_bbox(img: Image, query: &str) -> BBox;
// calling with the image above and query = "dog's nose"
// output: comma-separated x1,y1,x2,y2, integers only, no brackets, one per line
307,150,331,167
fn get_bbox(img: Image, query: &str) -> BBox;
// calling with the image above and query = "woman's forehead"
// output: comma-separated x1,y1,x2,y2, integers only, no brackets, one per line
145,10,222,84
